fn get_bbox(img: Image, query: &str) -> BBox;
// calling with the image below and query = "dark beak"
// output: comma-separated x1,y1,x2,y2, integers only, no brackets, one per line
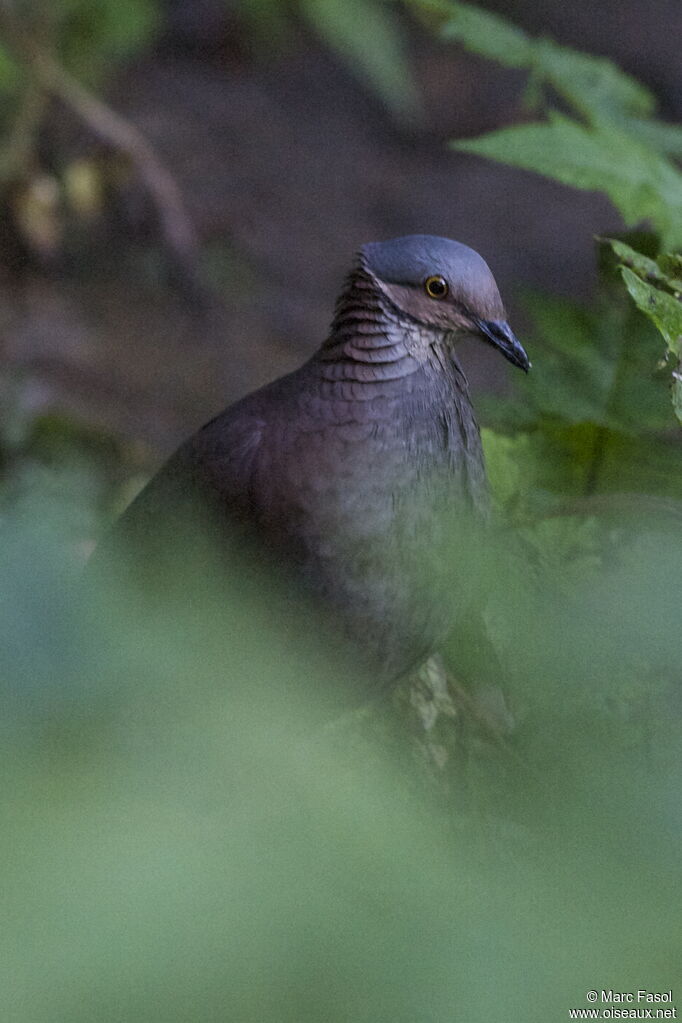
475,319,531,372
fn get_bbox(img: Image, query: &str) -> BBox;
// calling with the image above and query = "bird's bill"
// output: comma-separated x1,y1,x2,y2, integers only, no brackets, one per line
475,319,531,372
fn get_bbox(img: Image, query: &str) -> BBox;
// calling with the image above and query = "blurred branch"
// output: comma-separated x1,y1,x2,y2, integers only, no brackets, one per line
0,80,47,181
0,1,200,287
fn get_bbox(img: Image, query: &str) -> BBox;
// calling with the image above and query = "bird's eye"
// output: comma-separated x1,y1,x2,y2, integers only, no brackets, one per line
424,275,449,300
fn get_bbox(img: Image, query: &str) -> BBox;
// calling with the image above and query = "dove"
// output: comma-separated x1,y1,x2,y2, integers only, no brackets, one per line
93,235,529,686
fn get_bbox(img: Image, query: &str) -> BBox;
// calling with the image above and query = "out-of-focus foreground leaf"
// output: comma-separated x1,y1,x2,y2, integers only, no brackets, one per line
604,239,682,423
0,481,680,1023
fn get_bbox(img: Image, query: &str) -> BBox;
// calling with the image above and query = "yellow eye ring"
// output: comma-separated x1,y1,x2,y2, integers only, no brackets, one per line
424,275,449,300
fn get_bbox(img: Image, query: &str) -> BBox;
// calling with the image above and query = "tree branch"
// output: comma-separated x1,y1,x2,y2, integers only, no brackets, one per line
0,5,201,288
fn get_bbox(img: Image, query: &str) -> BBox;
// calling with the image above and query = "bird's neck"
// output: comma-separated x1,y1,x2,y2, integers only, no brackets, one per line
314,265,441,393
306,265,486,506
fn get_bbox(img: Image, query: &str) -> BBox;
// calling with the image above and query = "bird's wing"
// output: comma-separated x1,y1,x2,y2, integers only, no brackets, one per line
178,402,266,515
90,397,267,578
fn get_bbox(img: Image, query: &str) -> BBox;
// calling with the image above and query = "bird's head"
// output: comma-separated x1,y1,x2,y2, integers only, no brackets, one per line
360,235,530,372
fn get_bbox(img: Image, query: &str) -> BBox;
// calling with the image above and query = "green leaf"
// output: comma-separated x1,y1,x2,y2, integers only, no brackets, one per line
483,423,602,502
236,0,294,47
657,253,682,292
592,428,682,496
102,0,160,56
437,1,533,68
433,0,654,123
624,117,682,158
604,239,682,294
481,429,534,509
452,114,682,248
620,267,682,357
301,0,419,118
59,0,161,83
603,261,682,426
0,43,22,93
529,38,654,124
604,239,673,287
605,239,662,284
673,371,682,423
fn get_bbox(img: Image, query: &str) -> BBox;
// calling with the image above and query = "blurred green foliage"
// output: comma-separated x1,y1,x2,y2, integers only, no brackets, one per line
0,0,159,92
55,0,160,83
235,0,419,117
458,114,682,246
1,448,681,1023
298,0,418,116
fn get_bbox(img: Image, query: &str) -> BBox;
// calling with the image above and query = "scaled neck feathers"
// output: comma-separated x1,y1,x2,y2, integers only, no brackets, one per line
315,261,432,384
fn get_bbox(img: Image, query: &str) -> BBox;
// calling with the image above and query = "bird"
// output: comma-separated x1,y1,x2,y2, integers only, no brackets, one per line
93,235,529,689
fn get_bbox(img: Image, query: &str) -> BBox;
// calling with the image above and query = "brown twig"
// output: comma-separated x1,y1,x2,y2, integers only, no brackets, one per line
0,79,47,182
0,4,201,287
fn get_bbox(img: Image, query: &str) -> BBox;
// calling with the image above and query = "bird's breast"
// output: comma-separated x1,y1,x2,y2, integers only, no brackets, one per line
259,371,485,562
245,367,488,679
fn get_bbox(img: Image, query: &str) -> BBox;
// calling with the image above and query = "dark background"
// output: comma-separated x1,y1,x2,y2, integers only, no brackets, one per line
2,0,680,458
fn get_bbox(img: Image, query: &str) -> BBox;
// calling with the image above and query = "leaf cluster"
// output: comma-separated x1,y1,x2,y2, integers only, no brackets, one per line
406,0,682,247
605,239,682,421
